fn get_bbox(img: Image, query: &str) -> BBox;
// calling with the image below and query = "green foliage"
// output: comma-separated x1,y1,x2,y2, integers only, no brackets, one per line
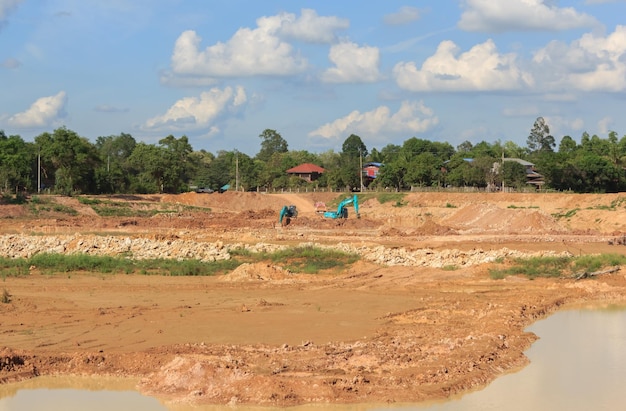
257,129,288,163
489,256,571,279
0,246,359,277
376,193,406,205
1,253,239,276
572,254,626,274
27,196,78,216
552,208,579,219
489,254,626,280
445,202,456,208
35,127,101,195
267,246,359,274
3,123,626,195
527,116,555,153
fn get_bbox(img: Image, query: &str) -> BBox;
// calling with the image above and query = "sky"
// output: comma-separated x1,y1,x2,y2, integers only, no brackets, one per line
1,0,626,156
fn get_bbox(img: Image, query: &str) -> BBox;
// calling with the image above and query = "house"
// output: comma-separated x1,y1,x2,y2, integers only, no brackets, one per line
362,162,382,181
502,158,545,187
286,163,325,182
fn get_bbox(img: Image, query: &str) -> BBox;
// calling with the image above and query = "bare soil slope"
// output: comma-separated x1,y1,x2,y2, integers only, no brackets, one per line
1,191,626,407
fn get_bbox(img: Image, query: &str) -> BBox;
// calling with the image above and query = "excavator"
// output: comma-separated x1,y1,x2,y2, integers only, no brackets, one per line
323,194,359,219
278,205,298,225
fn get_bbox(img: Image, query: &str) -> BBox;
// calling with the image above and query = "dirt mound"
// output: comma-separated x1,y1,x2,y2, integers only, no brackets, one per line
219,263,295,282
441,203,565,234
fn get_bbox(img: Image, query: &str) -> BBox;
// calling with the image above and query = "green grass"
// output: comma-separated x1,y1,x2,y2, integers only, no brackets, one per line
376,193,406,205
445,202,456,208
507,205,539,209
266,246,359,274
0,246,360,277
489,254,626,280
552,208,579,219
587,197,626,211
0,254,240,277
27,196,78,216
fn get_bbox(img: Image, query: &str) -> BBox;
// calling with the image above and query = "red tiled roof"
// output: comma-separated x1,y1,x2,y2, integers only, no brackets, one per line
286,163,325,173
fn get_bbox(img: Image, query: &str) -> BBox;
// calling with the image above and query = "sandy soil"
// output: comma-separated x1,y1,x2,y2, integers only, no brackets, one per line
1,191,626,407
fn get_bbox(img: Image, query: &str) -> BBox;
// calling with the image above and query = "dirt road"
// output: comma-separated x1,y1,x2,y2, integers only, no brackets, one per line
1,191,626,407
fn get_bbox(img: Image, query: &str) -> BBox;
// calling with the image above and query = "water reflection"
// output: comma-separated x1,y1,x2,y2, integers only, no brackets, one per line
1,307,625,411
399,306,626,411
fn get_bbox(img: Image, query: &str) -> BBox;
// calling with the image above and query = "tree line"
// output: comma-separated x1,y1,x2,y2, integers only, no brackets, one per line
2,117,626,197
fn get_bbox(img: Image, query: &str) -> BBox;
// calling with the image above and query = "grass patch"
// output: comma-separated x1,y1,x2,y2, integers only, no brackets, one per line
376,193,406,206
507,205,539,209
77,197,102,205
489,254,626,280
0,246,360,277
27,196,78,216
587,197,626,211
552,208,579,219
264,246,359,274
445,202,456,208
0,254,239,277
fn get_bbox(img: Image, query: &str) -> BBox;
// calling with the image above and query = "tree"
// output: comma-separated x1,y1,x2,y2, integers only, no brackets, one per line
340,134,368,190
35,127,100,194
159,135,193,193
0,132,33,194
127,143,166,193
501,160,528,189
256,129,288,162
94,133,137,193
558,136,577,154
527,117,555,153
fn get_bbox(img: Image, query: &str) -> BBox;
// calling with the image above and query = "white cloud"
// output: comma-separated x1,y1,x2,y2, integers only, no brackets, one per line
143,86,247,132
321,41,381,83
393,39,533,92
0,0,22,21
383,6,421,26
543,116,585,137
585,0,625,4
458,0,598,32
171,27,306,79
309,101,438,140
7,91,67,128
597,116,613,134
532,25,626,92
277,8,349,43
169,9,348,83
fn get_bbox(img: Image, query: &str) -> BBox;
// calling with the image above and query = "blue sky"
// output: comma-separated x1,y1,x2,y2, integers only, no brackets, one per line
1,0,626,156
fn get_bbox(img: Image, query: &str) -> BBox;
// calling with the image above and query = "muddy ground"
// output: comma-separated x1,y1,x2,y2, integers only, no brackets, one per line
1,191,626,407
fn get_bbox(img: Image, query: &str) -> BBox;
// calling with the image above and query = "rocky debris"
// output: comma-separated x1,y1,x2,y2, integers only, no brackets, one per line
0,234,572,269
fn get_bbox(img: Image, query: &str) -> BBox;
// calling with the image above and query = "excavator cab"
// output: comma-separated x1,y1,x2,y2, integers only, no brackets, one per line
323,195,359,219
278,205,298,225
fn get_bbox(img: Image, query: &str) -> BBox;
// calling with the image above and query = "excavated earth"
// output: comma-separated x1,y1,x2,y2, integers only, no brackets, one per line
1,191,626,408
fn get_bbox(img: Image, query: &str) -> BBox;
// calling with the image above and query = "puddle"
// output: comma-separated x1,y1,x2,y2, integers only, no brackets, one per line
1,307,625,411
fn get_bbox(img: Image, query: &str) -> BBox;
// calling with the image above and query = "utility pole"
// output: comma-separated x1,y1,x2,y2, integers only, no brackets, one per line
501,151,505,192
37,146,41,193
359,148,363,191
235,150,239,192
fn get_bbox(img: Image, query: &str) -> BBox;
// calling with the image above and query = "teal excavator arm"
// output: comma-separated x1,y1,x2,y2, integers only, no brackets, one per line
323,195,359,219
279,205,298,224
